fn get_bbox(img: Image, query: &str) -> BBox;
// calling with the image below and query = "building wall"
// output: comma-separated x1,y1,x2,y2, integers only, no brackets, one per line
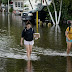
12,0,23,10
12,0,50,11
12,0,42,11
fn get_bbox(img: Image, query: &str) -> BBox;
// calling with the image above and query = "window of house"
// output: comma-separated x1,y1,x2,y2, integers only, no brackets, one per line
21,2,23,7
18,2,20,7
15,2,17,7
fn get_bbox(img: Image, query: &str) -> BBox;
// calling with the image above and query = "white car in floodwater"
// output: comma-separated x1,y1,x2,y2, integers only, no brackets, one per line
21,11,33,21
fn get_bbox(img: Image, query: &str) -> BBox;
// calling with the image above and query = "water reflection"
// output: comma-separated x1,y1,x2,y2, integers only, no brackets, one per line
25,60,33,72
50,24,61,35
0,58,6,72
67,56,72,72
0,14,70,72
0,58,34,72
2,13,5,22
8,14,10,36
46,24,62,49
12,14,22,25
55,25,61,44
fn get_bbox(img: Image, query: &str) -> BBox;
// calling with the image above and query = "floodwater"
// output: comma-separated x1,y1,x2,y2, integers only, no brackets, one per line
0,13,72,72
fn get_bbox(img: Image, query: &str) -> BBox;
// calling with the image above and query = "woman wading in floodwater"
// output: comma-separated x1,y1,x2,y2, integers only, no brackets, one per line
65,21,72,54
20,21,34,60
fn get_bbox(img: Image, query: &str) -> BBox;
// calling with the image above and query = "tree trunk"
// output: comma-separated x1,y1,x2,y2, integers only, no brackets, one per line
57,0,62,24
29,0,33,10
53,0,58,25
45,0,55,25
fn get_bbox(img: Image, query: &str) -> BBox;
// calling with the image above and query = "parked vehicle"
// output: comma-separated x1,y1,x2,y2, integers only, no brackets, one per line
13,10,21,16
22,11,36,24
22,12,33,21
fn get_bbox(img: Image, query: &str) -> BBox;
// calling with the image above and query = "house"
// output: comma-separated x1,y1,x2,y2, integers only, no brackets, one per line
12,0,52,12
12,0,24,10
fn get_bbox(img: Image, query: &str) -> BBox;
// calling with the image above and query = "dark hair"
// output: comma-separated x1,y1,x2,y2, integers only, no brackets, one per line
26,20,32,25
69,26,71,31
68,22,71,31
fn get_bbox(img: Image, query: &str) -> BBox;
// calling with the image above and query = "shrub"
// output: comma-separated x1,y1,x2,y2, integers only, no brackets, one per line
9,8,13,12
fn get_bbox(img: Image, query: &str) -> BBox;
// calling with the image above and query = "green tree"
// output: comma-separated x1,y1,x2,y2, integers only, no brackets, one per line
43,0,72,23
2,0,11,4
62,0,72,20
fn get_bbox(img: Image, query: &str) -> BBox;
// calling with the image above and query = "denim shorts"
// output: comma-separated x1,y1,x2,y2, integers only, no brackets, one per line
66,38,72,42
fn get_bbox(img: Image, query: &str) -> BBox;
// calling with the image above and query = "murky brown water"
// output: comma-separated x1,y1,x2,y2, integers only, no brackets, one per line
0,13,72,72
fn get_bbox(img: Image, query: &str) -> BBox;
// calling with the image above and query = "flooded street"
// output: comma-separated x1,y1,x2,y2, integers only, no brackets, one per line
0,13,72,72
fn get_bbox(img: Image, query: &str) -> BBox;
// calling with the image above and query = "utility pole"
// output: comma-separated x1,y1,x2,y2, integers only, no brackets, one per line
23,0,24,12
8,0,9,14
36,11,38,33
0,0,1,10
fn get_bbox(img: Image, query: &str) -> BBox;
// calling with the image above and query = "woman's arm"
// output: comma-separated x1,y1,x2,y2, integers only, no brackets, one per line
20,29,25,46
20,37,24,46
65,31,70,41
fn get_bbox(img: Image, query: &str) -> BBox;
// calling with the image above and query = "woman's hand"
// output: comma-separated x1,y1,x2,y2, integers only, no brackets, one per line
20,42,23,46
65,31,70,41
68,38,70,41
20,38,24,46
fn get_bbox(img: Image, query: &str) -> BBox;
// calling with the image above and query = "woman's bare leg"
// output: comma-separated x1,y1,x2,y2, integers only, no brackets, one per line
67,42,71,54
25,45,30,60
29,45,33,55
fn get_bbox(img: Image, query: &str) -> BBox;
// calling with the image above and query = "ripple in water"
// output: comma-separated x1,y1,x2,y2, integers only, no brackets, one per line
0,46,72,61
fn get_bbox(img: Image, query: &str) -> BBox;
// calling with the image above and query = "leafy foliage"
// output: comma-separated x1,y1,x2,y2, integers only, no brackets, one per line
9,7,13,12
43,0,72,21
2,0,11,4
